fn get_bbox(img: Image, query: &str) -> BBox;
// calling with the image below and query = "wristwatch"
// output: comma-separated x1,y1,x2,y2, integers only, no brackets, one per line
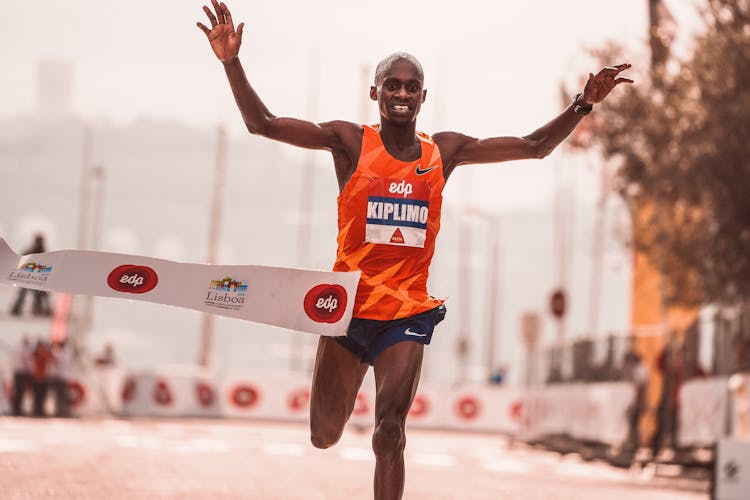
572,93,593,116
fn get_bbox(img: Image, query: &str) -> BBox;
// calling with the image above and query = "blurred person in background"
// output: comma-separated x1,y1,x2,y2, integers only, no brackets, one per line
197,1,631,498
31,339,51,417
10,234,53,317
11,335,34,416
49,340,74,417
652,335,683,461
489,364,508,385
622,351,649,458
94,342,116,366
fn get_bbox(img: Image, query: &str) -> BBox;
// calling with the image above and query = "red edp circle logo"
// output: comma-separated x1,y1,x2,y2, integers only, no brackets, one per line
304,284,347,323
107,265,159,294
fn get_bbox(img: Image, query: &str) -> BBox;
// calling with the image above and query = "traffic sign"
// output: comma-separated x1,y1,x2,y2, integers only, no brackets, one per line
550,289,566,319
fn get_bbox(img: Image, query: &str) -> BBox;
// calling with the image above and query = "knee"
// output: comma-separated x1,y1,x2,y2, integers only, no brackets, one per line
311,426,342,449
372,417,405,457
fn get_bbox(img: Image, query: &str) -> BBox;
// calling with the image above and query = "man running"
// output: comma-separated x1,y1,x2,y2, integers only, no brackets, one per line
197,2,632,498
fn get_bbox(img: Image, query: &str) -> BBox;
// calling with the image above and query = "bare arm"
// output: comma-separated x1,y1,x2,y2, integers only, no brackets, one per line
197,1,358,152
435,64,633,179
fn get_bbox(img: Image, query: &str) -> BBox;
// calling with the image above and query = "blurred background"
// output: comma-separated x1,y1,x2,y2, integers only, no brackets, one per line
1,0,749,496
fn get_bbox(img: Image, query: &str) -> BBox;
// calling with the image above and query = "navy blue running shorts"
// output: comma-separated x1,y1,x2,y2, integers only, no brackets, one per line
335,304,447,365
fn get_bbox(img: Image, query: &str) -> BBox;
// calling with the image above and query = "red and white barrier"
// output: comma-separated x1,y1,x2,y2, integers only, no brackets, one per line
110,366,524,433
120,365,220,418
13,363,658,445
57,364,127,417
441,386,522,433
219,371,317,422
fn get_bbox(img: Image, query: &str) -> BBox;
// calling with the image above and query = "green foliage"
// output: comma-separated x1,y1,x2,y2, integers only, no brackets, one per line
589,0,750,307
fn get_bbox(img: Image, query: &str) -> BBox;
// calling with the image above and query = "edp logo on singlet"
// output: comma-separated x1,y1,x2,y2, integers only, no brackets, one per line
365,178,430,248
388,180,413,198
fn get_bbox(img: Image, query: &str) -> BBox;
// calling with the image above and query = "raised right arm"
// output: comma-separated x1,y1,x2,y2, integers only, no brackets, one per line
221,58,342,149
197,1,354,152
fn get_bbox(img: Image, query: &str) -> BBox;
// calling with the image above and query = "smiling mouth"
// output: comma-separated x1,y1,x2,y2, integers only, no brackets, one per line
391,104,411,113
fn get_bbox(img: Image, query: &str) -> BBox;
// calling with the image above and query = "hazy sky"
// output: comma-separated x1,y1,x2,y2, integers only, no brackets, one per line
1,0,702,213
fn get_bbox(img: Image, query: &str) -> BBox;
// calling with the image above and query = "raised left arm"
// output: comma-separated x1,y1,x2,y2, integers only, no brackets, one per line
436,64,632,179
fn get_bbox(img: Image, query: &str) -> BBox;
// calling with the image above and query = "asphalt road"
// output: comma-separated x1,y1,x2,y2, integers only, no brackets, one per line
0,417,709,499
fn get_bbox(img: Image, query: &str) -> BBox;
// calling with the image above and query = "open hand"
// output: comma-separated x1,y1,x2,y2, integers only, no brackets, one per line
582,64,633,104
197,0,244,62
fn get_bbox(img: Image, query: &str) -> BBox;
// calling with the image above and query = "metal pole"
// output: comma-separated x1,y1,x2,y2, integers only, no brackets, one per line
83,166,107,332
89,166,106,251
588,162,608,336
76,125,93,251
457,174,472,384
70,124,93,355
198,125,228,367
290,56,321,373
554,159,567,343
360,63,370,125
485,215,501,379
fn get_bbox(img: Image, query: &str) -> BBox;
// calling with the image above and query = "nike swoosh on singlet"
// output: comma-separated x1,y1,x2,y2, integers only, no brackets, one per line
404,328,427,337
415,164,439,175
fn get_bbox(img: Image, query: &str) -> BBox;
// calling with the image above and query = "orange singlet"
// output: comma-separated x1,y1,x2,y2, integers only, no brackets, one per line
333,124,445,320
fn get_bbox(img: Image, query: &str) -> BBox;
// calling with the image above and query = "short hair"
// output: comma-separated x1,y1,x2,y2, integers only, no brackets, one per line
373,52,424,86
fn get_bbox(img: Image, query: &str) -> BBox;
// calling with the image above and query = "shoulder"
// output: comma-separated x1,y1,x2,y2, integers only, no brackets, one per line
321,120,363,139
431,131,476,177
432,131,475,158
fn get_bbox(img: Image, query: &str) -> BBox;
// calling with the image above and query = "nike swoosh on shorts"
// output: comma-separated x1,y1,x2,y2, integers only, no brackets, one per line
405,328,427,337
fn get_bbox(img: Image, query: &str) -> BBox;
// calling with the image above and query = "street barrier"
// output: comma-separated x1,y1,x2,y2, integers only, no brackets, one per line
520,382,634,446
120,366,219,418
59,364,523,433
678,376,731,447
28,364,750,448
0,373,10,415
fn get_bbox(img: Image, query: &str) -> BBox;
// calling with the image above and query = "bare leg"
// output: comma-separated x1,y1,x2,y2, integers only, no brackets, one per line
309,336,368,449
372,341,424,500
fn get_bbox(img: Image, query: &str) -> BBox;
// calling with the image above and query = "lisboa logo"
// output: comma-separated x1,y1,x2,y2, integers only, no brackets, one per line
204,276,248,311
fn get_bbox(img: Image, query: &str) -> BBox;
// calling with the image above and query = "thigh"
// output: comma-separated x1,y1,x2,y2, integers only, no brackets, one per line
310,336,368,427
373,341,424,419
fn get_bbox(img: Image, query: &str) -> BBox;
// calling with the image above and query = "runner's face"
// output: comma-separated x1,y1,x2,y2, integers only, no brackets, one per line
371,59,426,125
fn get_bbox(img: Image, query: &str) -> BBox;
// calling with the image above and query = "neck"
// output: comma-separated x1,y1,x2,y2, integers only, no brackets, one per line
378,120,418,150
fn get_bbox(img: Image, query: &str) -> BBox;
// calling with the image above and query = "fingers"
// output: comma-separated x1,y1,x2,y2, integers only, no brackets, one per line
212,0,225,24
237,22,244,39
202,5,218,27
221,2,235,30
615,77,634,85
196,21,211,35
602,63,632,75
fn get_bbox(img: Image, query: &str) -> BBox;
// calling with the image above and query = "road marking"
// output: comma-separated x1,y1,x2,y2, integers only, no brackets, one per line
263,443,306,457
173,438,232,454
339,447,373,462
410,452,457,467
555,462,629,481
0,438,37,453
481,457,532,474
